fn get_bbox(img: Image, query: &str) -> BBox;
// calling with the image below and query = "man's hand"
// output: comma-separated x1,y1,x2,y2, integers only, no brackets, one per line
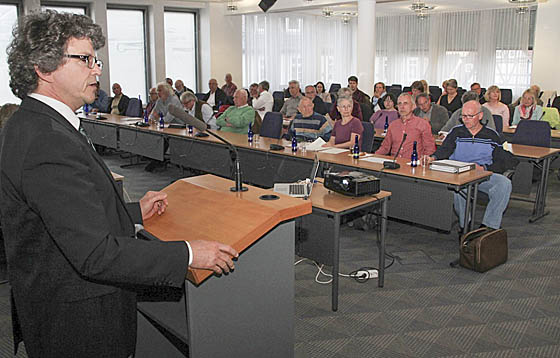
139,191,168,220
189,240,239,274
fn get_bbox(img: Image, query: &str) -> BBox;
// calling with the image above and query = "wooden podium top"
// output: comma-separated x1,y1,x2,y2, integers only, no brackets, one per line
143,175,312,285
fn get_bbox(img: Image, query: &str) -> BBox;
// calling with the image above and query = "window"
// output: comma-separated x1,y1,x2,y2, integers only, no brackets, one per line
41,5,86,15
0,4,18,104
106,8,147,101
164,11,197,92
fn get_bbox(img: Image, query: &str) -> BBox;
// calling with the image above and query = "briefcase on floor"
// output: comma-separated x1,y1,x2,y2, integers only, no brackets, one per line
460,227,508,273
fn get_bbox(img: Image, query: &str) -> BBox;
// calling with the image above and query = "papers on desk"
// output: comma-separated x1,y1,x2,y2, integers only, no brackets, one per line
303,137,327,151
362,156,388,164
429,160,475,174
122,117,142,122
320,148,348,155
502,141,513,153
509,125,517,129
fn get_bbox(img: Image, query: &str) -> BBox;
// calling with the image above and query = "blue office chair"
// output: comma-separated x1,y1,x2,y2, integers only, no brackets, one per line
328,83,341,94
272,92,285,112
512,119,551,147
195,93,206,101
272,91,284,101
125,98,142,117
500,89,513,105
260,112,283,139
361,121,375,153
492,114,503,134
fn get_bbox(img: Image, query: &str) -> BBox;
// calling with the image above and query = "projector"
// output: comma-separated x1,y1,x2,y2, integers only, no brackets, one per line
324,171,380,197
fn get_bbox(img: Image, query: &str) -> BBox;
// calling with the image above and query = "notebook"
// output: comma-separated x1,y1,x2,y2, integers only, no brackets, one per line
273,156,320,198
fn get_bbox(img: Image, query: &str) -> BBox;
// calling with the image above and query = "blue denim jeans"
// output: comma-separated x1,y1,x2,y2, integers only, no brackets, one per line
454,173,512,229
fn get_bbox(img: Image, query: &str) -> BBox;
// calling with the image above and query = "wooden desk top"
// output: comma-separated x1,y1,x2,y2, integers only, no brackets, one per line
510,144,560,159
310,182,391,213
143,175,311,285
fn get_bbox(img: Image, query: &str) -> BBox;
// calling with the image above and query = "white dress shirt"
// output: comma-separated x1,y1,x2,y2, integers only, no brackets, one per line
187,102,217,129
206,92,216,107
252,90,274,120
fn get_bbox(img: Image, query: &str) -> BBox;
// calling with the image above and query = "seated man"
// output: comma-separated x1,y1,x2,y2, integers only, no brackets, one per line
328,87,363,121
304,85,327,115
286,97,331,142
203,78,229,111
174,79,193,99
247,83,259,107
215,89,255,133
280,80,303,121
90,81,109,113
441,91,496,132
470,82,486,104
108,83,129,115
413,93,449,134
375,93,436,159
145,87,158,116
348,75,370,104
425,100,512,230
221,73,238,97
180,91,216,129
149,82,183,124
251,80,273,120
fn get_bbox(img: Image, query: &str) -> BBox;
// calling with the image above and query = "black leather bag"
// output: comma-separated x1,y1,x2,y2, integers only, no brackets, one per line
460,227,508,272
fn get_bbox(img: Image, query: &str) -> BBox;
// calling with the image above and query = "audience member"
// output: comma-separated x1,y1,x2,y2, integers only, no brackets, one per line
304,85,327,115
369,93,399,129
221,73,238,97
280,80,303,120
247,83,259,106
286,97,331,142
315,81,332,103
470,82,486,104
371,82,387,111
148,81,183,124
438,78,462,113
413,93,449,134
165,77,173,87
0,103,19,130
145,87,158,116
328,87,363,122
251,80,273,120
348,75,370,104
181,91,216,129
483,85,510,128
441,91,496,132
322,96,364,150
426,100,512,230
512,89,544,125
203,78,229,111
375,93,436,158
90,81,109,113
441,80,449,97
174,79,193,99
215,89,255,133
411,81,425,101
108,83,129,115
512,84,544,107
420,80,429,95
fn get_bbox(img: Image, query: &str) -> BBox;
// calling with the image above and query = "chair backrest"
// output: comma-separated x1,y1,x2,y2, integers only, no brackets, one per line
324,102,334,114
125,98,142,117
402,86,411,93
492,114,503,134
328,83,341,94
260,112,283,139
512,119,551,147
391,84,402,91
500,89,512,105
387,88,401,99
272,97,284,113
252,112,262,135
552,96,560,112
195,93,206,101
429,86,442,103
360,102,373,123
361,121,375,153
272,91,284,100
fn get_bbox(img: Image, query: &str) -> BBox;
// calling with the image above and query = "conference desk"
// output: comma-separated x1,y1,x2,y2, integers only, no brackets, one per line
80,114,491,232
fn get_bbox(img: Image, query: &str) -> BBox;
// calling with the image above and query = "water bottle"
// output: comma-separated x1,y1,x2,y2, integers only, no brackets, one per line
248,123,253,143
143,109,149,124
353,135,360,159
383,115,389,135
291,136,297,152
411,141,418,167
547,98,551,107
188,125,193,134
159,112,165,129
84,103,89,115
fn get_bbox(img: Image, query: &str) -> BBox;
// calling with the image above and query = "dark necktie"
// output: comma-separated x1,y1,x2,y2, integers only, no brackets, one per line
78,124,96,151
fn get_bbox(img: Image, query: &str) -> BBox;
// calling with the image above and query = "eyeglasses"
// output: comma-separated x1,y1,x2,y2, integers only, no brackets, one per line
64,54,103,70
461,112,481,120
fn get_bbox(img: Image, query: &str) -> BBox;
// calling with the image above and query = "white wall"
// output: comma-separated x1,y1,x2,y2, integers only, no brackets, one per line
531,1,560,93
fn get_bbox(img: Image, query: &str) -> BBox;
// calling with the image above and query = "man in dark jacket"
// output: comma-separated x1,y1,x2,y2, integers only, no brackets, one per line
202,78,229,111
108,82,129,115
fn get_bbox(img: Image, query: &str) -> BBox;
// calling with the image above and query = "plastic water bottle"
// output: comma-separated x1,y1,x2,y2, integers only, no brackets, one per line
353,135,360,159
291,136,297,152
383,116,389,135
248,123,253,143
159,112,165,129
188,125,193,134
84,103,89,115
547,98,551,107
411,141,418,167
143,109,149,124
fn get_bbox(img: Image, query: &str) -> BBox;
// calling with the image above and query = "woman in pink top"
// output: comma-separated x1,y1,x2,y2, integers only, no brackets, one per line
482,85,510,128
369,93,399,129
323,96,364,150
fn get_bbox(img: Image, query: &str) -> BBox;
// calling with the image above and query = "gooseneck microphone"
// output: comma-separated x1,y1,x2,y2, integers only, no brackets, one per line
168,105,248,192
383,133,407,170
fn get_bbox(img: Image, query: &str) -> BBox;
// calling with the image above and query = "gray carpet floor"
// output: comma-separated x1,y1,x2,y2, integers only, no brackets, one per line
1,151,559,357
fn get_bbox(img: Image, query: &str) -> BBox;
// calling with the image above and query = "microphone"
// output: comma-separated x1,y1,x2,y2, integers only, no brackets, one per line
168,105,248,192
383,133,407,170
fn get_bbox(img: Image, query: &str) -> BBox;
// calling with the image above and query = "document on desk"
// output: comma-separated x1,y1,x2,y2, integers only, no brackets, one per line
362,156,388,164
320,148,349,155
122,117,141,122
304,138,327,151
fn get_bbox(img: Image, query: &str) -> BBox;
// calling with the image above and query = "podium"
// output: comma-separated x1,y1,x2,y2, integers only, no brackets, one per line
135,175,311,358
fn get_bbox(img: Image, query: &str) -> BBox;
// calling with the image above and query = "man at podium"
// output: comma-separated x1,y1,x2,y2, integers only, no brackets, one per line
0,11,237,358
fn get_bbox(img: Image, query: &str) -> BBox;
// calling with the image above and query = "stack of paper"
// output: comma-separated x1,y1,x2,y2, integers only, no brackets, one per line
304,137,327,151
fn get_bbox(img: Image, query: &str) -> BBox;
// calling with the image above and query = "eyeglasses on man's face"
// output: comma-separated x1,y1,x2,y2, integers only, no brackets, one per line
64,54,103,70
461,112,481,120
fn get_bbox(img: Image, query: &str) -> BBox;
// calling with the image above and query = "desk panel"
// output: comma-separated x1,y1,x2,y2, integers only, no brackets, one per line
120,127,165,161
80,120,118,148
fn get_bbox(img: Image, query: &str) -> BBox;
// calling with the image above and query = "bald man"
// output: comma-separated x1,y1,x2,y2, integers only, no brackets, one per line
215,89,255,133
221,73,238,97
203,78,229,110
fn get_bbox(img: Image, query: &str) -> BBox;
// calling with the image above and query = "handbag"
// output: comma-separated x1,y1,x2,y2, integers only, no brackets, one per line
460,227,508,272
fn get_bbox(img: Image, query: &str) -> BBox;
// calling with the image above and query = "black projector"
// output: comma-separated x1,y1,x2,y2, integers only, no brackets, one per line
324,171,380,197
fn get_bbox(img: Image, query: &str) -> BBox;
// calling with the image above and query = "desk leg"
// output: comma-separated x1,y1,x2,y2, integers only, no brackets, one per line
530,157,551,223
332,214,340,312
462,184,473,235
378,199,387,288
469,183,479,232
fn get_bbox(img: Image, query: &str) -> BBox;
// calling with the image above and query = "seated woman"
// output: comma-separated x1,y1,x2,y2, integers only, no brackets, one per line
322,96,364,151
438,78,462,114
369,93,399,129
512,89,544,125
315,81,332,103
482,85,510,128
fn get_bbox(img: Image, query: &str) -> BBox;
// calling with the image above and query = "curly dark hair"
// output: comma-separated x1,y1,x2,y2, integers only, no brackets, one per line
7,10,105,99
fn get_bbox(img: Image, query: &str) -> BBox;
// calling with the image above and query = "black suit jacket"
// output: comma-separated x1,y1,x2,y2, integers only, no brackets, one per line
107,94,130,115
0,97,188,357
202,88,230,110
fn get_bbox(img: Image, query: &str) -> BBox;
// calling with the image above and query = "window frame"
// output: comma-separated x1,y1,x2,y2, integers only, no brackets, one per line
41,1,89,16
